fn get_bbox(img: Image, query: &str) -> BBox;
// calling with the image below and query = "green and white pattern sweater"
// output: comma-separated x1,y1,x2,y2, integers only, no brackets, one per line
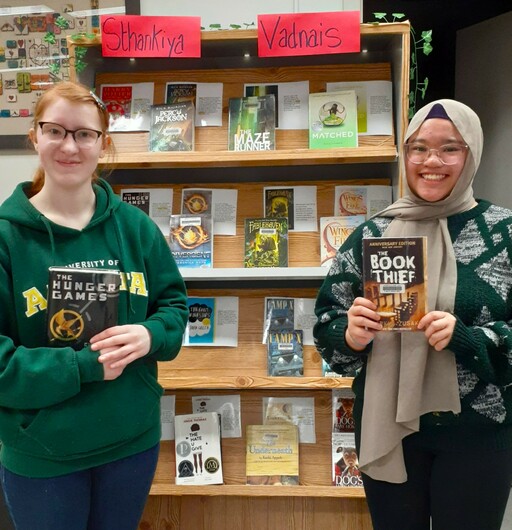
314,200,512,449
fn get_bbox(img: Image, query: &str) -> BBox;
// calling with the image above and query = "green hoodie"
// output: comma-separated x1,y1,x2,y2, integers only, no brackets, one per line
0,179,188,477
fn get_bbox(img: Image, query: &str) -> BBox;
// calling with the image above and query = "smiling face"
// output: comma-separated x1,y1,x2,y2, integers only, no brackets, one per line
29,96,108,192
405,118,469,202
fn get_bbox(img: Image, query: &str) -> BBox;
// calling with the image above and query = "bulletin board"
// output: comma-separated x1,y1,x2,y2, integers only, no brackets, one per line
0,0,134,147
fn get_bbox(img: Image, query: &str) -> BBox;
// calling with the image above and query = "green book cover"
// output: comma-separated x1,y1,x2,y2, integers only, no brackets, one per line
149,102,195,152
308,90,358,149
228,95,276,151
244,218,288,268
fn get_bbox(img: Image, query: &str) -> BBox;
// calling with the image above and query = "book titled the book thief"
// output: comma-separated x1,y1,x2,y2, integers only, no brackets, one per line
47,267,121,349
362,237,427,331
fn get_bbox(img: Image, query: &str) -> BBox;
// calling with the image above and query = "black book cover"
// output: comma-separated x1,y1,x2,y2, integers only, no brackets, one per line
47,267,121,349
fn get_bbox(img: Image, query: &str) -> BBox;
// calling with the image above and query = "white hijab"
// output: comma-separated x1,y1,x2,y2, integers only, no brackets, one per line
358,99,484,482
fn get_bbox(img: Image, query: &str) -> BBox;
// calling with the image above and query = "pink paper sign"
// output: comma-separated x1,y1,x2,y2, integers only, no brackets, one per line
258,11,360,57
101,15,201,58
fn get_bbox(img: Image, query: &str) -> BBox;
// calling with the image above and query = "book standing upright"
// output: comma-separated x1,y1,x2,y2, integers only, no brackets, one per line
149,102,195,152
308,90,358,149
228,95,276,151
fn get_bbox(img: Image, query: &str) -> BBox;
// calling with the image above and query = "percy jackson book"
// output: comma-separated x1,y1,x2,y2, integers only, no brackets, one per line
46,267,121,349
149,102,195,152
244,218,288,268
362,237,428,331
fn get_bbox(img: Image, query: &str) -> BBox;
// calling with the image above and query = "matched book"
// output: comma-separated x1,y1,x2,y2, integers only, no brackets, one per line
308,90,358,149
267,329,304,376
174,412,223,485
149,101,195,152
320,215,365,267
46,267,121,349
228,95,276,151
169,214,213,269
244,218,288,268
246,424,299,485
362,237,428,331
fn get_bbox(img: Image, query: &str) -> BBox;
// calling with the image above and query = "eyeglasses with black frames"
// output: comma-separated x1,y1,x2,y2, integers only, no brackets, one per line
38,122,103,148
403,142,469,166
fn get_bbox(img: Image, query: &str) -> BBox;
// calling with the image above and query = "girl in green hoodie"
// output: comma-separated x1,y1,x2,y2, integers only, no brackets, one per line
0,82,188,530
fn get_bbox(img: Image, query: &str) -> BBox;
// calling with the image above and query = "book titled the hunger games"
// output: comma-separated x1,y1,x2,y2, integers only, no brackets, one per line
47,267,121,349
362,237,427,331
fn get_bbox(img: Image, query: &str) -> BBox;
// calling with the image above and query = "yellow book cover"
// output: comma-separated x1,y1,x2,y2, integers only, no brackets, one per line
246,424,299,485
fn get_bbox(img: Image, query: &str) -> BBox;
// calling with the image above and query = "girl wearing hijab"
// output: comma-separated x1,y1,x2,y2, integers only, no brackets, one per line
314,99,512,530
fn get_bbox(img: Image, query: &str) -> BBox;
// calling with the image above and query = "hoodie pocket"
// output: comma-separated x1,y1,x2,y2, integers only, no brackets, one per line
16,364,163,459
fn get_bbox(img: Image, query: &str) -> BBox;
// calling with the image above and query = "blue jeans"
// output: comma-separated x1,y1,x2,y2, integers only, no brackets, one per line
0,444,159,530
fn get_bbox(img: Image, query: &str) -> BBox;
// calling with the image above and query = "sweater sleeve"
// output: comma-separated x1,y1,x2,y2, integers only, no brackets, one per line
449,314,512,387
314,227,372,377
139,228,188,362
447,205,512,387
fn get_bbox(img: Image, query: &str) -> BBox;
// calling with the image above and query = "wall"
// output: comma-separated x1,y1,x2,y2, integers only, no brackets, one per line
0,151,38,204
455,11,512,209
140,0,362,29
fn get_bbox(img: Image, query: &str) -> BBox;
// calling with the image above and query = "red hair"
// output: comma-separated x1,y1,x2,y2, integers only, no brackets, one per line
29,81,115,196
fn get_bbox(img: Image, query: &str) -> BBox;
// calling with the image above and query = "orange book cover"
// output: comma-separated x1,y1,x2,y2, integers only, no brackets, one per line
362,237,427,331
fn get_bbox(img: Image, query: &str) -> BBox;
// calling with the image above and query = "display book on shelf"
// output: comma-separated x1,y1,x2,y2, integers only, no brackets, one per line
73,23,409,528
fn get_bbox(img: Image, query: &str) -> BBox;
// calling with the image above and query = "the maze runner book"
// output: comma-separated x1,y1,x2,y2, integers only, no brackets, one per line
47,267,121,349
228,95,275,151
362,237,428,331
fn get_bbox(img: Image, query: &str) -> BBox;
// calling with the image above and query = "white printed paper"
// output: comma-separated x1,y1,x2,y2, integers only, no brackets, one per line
263,296,316,345
263,185,317,232
263,396,316,443
326,80,393,135
192,395,242,438
120,187,173,236
244,81,309,129
160,395,176,440
184,296,239,347
334,184,392,219
181,188,238,235
165,82,223,126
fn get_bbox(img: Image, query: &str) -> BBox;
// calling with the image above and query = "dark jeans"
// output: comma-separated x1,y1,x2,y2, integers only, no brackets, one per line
0,443,159,530
361,433,512,530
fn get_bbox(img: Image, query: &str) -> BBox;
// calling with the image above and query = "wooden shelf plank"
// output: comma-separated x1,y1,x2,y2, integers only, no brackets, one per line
157,376,353,390
181,266,327,282
104,146,397,169
150,483,365,498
